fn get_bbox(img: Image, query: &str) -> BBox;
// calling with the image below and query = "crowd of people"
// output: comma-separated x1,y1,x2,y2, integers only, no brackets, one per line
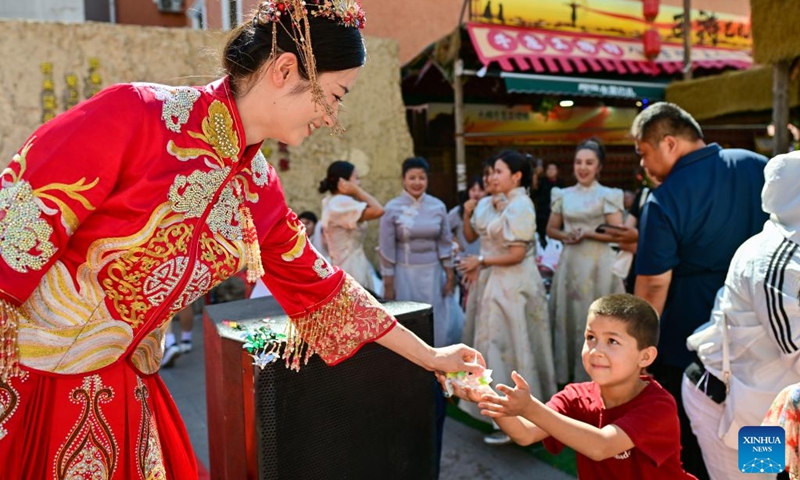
311,102,799,480
1,0,797,478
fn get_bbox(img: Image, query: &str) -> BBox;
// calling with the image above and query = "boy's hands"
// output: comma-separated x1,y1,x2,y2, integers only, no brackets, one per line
479,371,537,419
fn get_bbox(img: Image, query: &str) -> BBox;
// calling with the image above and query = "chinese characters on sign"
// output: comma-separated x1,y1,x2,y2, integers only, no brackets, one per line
40,63,57,123
469,25,753,70
470,0,751,51
40,58,103,124
576,83,636,99
476,109,531,121
488,29,645,58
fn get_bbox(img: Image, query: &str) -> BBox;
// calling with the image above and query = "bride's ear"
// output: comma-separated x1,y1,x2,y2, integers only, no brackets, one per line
270,52,299,88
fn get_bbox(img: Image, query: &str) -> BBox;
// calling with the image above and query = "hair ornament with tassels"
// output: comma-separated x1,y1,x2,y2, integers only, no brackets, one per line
254,0,366,30
311,0,366,29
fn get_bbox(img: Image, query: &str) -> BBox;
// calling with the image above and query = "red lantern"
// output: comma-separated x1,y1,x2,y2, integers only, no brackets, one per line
643,28,661,60
643,0,660,22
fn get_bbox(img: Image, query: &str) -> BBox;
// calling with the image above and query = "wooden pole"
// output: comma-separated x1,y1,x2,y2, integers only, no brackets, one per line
454,58,467,192
454,1,469,193
459,0,470,23
773,60,790,156
683,0,692,80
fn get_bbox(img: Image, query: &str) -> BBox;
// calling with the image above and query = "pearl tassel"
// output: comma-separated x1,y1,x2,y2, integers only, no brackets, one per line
0,299,21,382
238,203,264,283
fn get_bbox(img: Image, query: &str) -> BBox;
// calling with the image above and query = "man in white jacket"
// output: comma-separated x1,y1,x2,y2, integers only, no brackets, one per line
683,151,800,479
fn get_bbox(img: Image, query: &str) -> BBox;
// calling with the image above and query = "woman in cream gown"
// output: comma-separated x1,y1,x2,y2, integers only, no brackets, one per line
547,139,625,384
459,151,556,442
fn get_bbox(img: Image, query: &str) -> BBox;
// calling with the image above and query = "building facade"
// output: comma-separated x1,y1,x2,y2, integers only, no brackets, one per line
0,0,190,26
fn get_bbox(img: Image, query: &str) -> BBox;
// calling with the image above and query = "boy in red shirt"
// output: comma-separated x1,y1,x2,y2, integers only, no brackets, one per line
451,294,696,479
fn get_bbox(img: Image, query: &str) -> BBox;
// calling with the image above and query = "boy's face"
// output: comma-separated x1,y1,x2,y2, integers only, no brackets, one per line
581,314,656,388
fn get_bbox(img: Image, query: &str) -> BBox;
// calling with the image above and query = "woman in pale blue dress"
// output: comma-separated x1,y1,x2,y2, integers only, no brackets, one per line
547,139,625,384
379,157,463,348
318,160,384,293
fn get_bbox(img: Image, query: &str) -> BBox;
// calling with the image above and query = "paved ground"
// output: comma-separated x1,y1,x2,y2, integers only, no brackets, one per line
160,312,575,479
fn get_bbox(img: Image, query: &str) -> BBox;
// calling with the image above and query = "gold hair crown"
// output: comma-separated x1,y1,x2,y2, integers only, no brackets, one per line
253,0,365,136
255,0,366,29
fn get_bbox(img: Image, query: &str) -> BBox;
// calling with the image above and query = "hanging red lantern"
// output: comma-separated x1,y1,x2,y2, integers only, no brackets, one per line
643,0,660,22
643,28,662,60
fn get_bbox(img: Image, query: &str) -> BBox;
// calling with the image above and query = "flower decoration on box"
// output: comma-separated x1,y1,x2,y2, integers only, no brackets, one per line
239,318,287,369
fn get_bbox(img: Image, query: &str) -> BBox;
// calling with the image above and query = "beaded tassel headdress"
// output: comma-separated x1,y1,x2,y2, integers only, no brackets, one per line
253,0,366,137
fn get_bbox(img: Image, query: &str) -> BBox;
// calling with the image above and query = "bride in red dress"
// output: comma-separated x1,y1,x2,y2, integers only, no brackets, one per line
0,2,483,478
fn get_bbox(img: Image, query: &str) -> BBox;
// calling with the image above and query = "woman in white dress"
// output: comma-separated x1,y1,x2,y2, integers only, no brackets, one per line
547,139,625,384
318,160,384,293
458,151,556,443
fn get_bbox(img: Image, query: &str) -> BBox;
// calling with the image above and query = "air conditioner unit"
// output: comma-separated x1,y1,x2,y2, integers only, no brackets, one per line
155,0,183,13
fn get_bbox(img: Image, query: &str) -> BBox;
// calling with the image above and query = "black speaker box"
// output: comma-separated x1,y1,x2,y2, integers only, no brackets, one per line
204,296,437,480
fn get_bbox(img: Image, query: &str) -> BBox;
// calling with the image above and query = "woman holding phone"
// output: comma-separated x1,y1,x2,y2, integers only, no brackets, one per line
546,138,625,384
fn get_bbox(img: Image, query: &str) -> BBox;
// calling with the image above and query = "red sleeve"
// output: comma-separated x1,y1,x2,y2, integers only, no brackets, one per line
0,84,143,380
612,385,682,467
0,84,141,306
259,206,396,371
542,384,584,455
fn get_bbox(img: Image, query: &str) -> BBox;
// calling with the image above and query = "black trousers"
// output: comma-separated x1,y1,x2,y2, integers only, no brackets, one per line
649,362,710,480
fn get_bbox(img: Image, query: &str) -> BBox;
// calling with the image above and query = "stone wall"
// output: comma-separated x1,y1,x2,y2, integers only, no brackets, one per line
0,19,414,262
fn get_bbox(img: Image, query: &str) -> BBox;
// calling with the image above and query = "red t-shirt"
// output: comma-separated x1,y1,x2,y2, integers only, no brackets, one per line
543,378,696,480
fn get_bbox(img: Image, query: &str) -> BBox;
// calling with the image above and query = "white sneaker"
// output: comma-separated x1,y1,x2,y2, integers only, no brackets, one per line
179,341,192,354
483,431,512,445
161,344,182,368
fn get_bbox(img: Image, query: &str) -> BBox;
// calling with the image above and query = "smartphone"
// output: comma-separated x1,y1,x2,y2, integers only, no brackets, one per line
595,224,625,234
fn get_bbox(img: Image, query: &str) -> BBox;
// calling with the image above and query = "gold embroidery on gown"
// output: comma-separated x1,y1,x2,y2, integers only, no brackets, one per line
134,378,166,480
0,380,19,440
56,375,118,480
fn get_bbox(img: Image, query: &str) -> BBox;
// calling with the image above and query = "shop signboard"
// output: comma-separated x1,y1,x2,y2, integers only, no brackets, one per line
469,0,751,51
426,103,639,145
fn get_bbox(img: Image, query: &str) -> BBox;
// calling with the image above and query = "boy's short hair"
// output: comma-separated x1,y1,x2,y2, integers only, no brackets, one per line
588,294,659,349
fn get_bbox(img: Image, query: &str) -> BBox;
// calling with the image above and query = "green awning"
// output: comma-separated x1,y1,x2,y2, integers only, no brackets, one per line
503,73,668,100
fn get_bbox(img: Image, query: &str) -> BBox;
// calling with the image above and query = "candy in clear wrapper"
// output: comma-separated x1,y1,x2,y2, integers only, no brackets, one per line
442,369,493,397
